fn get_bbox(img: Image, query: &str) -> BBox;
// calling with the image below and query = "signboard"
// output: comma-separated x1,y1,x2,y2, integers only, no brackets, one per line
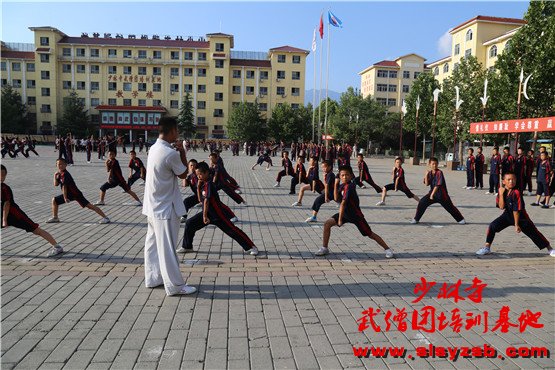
132,113,139,125
100,124,158,131
147,114,154,125
470,116,555,134
123,112,131,125
116,113,124,124
139,113,146,124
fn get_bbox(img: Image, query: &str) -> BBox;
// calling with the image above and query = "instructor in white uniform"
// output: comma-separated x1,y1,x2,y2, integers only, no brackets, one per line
142,117,196,296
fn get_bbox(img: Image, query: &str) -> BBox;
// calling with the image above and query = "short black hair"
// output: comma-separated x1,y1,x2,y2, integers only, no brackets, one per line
56,158,67,164
503,171,516,178
517,146,523,151
188,159,198,164
503,146,510,151
108,150,117,156
338,165,353,176
395,157,403,163
209,152,218,158
1,164,6,173
310,156,319,162
468,148,474,153
478,146,483,150
429,157,439,163
357,153,364,158
322,160,332,167
282,151,289,156
130,150,136,154
195,161,210,173
158,116,178,135
493,146,499,150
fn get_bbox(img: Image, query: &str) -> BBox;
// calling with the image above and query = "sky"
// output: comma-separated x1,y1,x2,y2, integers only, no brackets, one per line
1,1,530,93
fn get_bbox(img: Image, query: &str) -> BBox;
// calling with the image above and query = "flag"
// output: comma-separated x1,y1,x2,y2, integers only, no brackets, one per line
328,11,342,28
319,13,324,38
311,28,317,52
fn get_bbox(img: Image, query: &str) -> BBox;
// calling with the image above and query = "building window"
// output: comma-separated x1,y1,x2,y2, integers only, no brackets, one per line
433,67,439,76
454,44,460,55
292,71,301,80
108,66,117,74
245,70,255,79
123,99,132,106
62,48,71,57
108,98,117,105
184,68,193,76
291,104,300,110
377,70,388,78
233,70,241,78
40,54,50,63
138,99,146,107
198,52,207,61
443,63,449,73
138,67,147,75
198,68,207,77
245,86,254,95
153,67,161,76
90,49,100,58
40,36,49,46
465,49,472,58
91,98,100,106
108,49,117,58
138,83,147,91
215,43,224,52
277,54,286,63
215,60,224,68
76,64,85,73
184,84,193,93
170,100,179,109
123,66,132,75
184,51,193,60
292,55,301,64
505,40,511,52
41,104,51,113
153,83,161,92
413,72,421,79
197,101,206,109
76,48,85,57
91,81,99,91
377,84,388,92
170,84,179,93
259,103,267,111
12,79,22,88
402,71,410,79
466,29,473,41
63,81,72,89
259,87,267,96
76,81,85,90
27,97,36,105
197,117,206,125
402,85,409,93
232,102,240,108
123,82,132,91
276,86,285,95
198,85,206,93
215,92,224,101
388,84,397,92
12,62,21,71
41,71,50,80
90,65,100,74
260,71,269,80
138,50,147,59
153,99,162,106
291,87,300,96
232,86,241,94
454,62,460,71
27,80,36,89
213,109,224,117
215,76,224,85
123,50,132,58
62,64,72,73
1,79,6,87
389,71,397,78
277,71,286,79
170,51,179,60
489,45,498,58
108,82,117,91
1,62,7,71
387,98,397,106
153,50,162,59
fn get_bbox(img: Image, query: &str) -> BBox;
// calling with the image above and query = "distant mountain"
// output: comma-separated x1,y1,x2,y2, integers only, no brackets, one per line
305,89,341,106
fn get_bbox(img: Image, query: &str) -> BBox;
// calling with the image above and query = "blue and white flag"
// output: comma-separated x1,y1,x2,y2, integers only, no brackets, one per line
328,11,343,28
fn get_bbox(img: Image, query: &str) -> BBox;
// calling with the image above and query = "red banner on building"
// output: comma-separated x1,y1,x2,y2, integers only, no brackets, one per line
100,124,157,131
470,117,555,134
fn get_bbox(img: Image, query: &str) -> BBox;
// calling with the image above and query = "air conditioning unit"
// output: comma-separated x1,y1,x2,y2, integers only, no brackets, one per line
170,91,175,95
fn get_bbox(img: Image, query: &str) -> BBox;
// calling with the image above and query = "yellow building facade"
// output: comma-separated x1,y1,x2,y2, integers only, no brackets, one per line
359,54,429,112
428,16,525,84
1,27,308,138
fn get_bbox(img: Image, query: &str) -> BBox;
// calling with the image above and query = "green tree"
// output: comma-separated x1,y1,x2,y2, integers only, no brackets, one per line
57,90,91,137
227,102,267,142
177,93,195,138
403,72,441,138
268,103,313,142
1,85,32,134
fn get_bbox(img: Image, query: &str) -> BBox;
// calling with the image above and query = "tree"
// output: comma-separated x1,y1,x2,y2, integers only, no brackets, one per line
227,102,267,142
268,103,313,142
403,72,441,139
57,90,91,137
177,93,195,138
1,85,32,134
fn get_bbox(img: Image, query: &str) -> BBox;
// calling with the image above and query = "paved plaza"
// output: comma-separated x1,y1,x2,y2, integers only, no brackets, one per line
1,146,554,370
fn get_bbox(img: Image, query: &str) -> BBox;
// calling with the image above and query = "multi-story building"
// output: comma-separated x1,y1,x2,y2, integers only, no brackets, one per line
428,15,526,84
358,53,429,112
1,26,308,138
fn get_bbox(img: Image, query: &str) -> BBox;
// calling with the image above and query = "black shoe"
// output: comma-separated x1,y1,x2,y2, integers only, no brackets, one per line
289,192,295,195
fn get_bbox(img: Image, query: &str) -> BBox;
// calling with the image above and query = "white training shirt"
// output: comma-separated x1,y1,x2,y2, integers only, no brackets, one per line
142,138,187,219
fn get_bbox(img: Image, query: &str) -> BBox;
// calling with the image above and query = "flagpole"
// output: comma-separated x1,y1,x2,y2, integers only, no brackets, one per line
324,14,331,149
311,30,317,143
317,16,324,145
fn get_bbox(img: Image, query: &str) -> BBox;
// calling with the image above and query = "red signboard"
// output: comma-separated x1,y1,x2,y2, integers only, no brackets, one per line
100,124,158,131
470,116,555,134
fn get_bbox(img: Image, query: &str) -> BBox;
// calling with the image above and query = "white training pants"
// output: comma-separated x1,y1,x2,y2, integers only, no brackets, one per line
144,212,186,295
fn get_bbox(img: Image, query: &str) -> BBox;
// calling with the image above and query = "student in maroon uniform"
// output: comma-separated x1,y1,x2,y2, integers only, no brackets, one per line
214,151,241,191
305,160,336,223
376,157,419,206
514,146,527,194
86,136,93,163
476,172,554,256
487,147,502,195
95,150,142,206
475,146,485,190
182,162,259,255
1,165,64,257
46,158,110,224
127,150,146,188
354,153,382,193
464,148,475,189
411,157,466,224
209,152,246,205
289,156,308,195
274,151,294,188
525,150,535,196
315,165,393,258
531,151,552,208
292,156,324,207
500,146,515,177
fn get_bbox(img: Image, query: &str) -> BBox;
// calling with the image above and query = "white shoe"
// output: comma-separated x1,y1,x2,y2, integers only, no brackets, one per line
375,201,385,206
46,217,60,223
121,189,126,193
47,245,64,257
292,202,302,207
315,247,329,256
385,249,394,259
236,190,242,194
494,193,498,196
462,186,468,189
94,201,105,206
549,249,555,257
180,216,187,223
273,183,280,188
485,191,492,195
249,246,259,256
305,216,317,223
476,246,491,255
132,200,142,206
458,219,466,225
176,247,195,253
230,217,239,223
360,185,366,189
527,191,532,196
99,217,111,224
170,285,197,296
410,219,418,224
550,205,555,209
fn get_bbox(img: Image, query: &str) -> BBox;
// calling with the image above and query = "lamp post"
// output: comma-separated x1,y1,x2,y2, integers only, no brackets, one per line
454,86,463,163
432,88,440,158
400,100,407,157
413,96,421,161
479,78,489,148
